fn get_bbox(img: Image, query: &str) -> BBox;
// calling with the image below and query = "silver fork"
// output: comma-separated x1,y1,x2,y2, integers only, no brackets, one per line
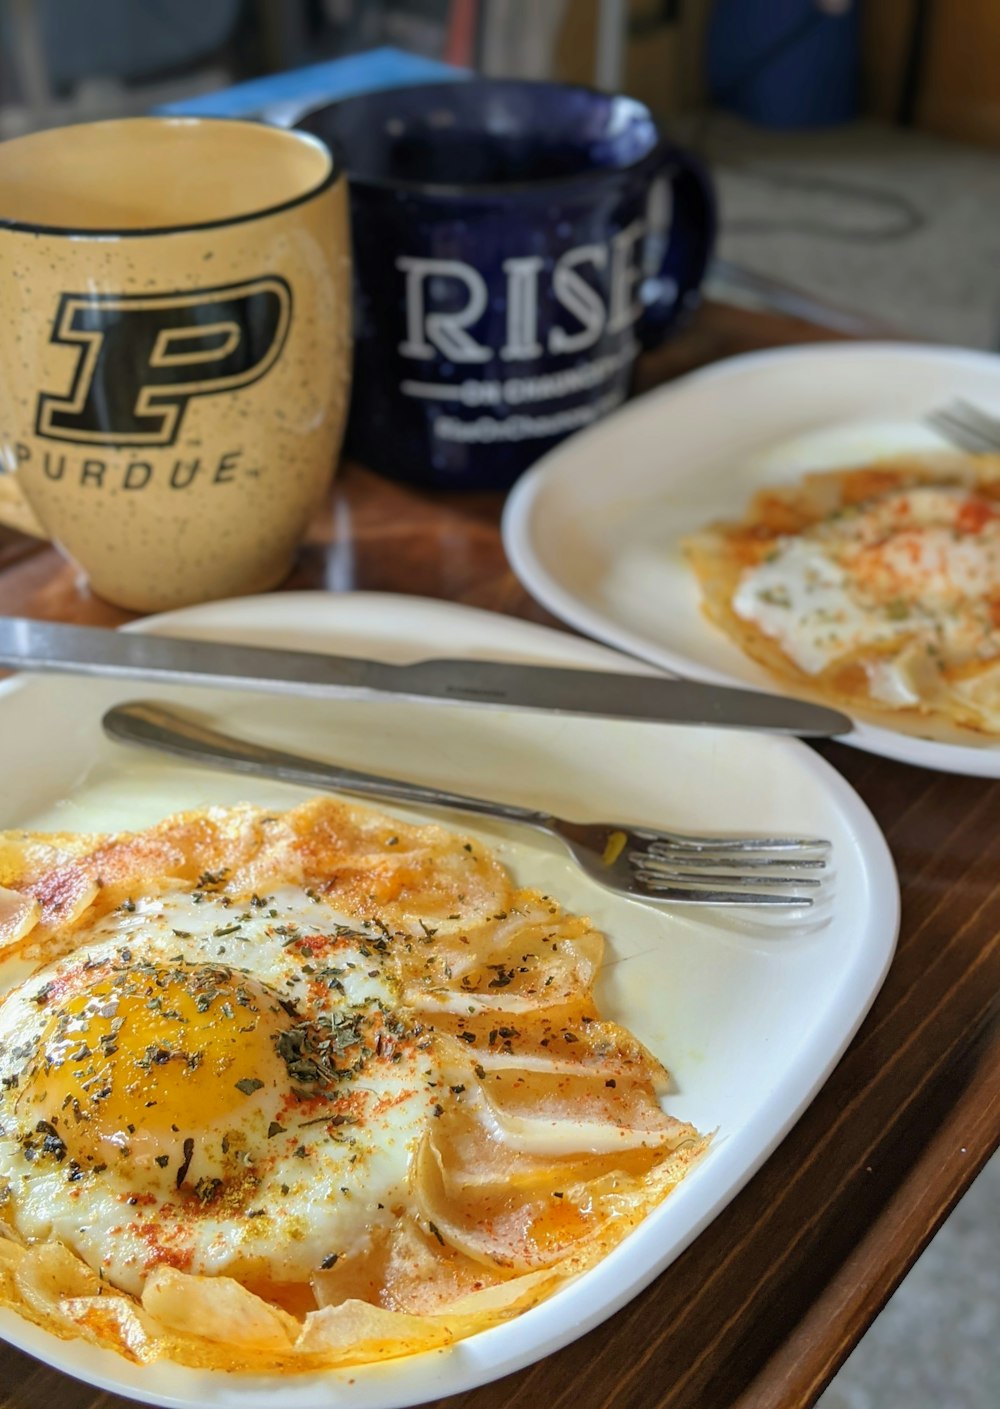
927,399,1000,454
103,701,832,911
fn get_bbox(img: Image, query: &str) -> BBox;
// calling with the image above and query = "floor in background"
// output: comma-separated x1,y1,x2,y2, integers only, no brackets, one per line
678,116,1000,350
818,1154,1000,1409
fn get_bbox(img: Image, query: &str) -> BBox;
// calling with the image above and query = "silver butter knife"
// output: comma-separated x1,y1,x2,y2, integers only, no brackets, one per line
0,616,851,736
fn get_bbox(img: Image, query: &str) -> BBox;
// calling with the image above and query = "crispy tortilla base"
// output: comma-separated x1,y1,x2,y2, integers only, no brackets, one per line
0,798,708,1372
683,455,1000,736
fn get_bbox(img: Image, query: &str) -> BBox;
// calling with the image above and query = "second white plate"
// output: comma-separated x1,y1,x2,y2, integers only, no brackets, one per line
503,341,1000,776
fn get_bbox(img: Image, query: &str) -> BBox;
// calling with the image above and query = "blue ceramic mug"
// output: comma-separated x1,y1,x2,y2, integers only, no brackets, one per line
298,79,715,491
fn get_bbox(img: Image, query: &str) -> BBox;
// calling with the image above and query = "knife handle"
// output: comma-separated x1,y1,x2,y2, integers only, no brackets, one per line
103,701,552,828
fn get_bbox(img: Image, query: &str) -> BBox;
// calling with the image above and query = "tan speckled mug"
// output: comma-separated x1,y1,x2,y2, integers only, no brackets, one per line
0,117,351,612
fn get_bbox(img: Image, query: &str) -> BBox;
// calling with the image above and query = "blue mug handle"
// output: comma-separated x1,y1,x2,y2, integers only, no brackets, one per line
637,146,716,351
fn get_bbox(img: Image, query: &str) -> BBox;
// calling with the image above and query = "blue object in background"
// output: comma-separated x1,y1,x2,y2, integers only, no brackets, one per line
154,46,465,124
707,0,860,129
298,80,715,492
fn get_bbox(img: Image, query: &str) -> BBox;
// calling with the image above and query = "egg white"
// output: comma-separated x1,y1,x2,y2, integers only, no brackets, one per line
0,886,434,1298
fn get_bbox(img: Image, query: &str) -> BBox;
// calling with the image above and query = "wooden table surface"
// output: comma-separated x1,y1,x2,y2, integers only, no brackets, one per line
1,302,998,1409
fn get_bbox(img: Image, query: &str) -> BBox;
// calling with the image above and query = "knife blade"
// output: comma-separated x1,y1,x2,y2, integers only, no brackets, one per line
0,616,851,736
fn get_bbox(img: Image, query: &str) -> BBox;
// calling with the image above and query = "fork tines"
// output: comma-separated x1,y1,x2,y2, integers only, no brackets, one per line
629,834,832,908
927,400,1000,454
633,829,833,853
639,847,827,870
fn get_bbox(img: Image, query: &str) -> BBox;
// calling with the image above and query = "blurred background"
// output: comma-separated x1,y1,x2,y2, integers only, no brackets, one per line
0,3,996,1404
0,0,998,350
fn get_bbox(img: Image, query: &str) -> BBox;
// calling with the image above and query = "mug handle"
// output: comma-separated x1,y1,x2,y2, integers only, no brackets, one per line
0,468,49,538
636,145,717,351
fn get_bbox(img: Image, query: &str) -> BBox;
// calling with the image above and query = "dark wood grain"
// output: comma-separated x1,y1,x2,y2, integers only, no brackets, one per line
1,301,997,1409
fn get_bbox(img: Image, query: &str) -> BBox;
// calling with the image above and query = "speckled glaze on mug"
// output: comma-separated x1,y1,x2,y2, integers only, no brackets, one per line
0,117,351,612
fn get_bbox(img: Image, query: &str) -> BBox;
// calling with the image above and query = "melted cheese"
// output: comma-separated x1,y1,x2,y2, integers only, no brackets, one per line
733,536,912,674
731,484,1000,717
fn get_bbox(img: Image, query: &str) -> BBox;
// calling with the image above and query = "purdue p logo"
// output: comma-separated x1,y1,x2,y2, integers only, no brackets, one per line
35,277,292,447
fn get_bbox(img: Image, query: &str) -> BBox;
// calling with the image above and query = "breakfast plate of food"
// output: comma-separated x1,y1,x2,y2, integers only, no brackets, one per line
502,342,1000,775
0,591,897,1407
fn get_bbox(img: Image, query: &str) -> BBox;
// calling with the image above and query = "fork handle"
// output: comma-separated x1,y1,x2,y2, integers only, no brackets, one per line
103,701,554,829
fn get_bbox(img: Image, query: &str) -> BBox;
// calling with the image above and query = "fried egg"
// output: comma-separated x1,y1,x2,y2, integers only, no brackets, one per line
0,884,427,1300
0,799,708,1370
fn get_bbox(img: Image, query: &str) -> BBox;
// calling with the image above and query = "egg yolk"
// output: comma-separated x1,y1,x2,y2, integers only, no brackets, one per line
17,962,288,1170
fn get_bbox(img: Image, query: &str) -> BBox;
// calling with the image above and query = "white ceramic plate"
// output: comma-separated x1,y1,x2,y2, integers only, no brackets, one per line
0,591,898,1408
502,342,1000,776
